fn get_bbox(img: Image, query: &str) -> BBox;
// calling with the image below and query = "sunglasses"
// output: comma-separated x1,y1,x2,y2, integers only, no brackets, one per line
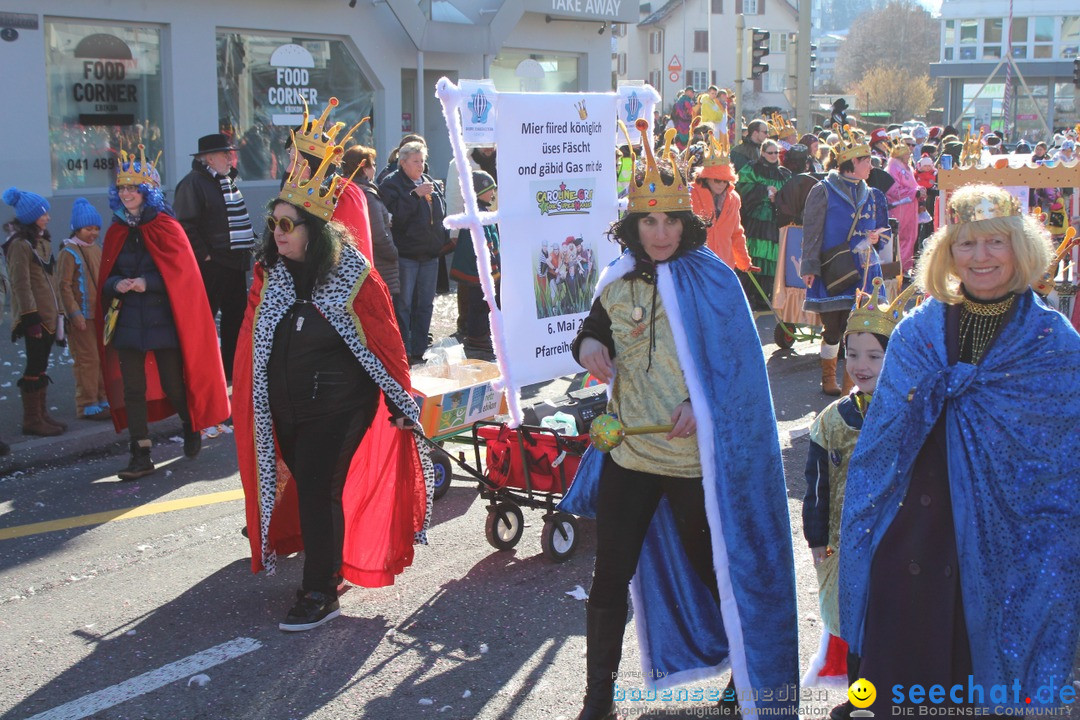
761,150,779,156
266,216,306,233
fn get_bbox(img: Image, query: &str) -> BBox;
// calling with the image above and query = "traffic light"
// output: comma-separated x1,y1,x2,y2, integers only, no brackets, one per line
1074,58,1080,88
809,43,818,74
751,28,770,79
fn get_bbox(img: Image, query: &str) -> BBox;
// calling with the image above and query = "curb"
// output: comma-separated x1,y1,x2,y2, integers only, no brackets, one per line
0,416,186,477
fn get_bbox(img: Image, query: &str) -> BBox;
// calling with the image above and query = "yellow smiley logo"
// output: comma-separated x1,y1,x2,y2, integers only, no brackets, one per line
849,679,876,708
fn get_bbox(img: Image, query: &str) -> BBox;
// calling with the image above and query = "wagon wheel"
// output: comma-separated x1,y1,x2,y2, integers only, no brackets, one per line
541,512,579,563
485,501,524,551
773,322,796,349
430,449,453,500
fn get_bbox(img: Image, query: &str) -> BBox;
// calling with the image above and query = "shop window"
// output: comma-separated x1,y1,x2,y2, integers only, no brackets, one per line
1034,17,1053,43
984,18,1002,45
216,32,374,183
491,51,580,93
44,20,165,191
1010,17,1027,44
983,46,1001,59
1061,17,1080,58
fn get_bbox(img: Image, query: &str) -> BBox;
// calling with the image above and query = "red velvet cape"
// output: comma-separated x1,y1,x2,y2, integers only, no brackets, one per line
96,213,231,432
333,181,373,262
233,258,427,587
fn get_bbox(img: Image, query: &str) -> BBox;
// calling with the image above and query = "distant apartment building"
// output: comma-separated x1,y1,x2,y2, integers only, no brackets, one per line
929,0,1078,138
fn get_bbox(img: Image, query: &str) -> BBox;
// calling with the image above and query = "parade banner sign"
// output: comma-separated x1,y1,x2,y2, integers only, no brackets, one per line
495,92,620,388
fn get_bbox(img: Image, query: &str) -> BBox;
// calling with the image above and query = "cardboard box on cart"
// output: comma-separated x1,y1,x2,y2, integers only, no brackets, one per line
409,360,508,437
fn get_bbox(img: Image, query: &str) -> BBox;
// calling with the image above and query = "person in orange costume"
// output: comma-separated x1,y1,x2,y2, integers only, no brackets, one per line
690,136,757,273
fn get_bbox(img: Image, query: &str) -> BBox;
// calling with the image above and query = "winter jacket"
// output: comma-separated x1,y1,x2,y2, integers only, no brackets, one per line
102,210,180,351
173,160,253,271
356,177,399,294
378,169,448,261
690,183,751,271
58,240,103,320
3,222,60,336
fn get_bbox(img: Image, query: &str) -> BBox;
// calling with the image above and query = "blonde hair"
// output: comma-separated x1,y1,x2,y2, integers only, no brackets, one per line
916,188,1054,304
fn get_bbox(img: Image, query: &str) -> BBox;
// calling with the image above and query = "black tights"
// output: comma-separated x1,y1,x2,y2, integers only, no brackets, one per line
589,456,720,610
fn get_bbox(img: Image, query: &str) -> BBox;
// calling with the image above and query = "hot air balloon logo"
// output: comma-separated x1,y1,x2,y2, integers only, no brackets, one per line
468,89,492,124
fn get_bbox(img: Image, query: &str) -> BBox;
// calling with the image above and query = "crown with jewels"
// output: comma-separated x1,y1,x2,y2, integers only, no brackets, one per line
947,187,1023,225
116,144,162,188
1033,226,1078,296
619,118,691,214
278,131,362,221
833,124,871,164
958,132,984,168
889,136,912,159
846,277,919,338
293,96,368,164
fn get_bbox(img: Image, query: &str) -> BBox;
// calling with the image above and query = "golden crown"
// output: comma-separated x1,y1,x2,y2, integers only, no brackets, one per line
833,124,871,165
1033,226,1078,296
620,118,691,214
958,132,984,168
771,112,797,140
847,277,919,338
702,127,732,168
889,136,912,159
116,144,162,188
947,186,1023,225
294,96,368,164
278,132,361,221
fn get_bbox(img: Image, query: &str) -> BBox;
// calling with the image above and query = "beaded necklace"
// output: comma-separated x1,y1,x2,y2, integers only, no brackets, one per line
958,293,1014,364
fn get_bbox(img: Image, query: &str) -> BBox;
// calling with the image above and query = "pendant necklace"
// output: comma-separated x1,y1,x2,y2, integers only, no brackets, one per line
630,284,647,338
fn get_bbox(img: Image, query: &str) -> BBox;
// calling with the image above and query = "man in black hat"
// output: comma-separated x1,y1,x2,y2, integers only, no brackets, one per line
174,133,256,385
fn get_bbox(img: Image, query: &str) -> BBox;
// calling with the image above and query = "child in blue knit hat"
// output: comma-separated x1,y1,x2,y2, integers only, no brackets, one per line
58,198,110,419
3,186,67,437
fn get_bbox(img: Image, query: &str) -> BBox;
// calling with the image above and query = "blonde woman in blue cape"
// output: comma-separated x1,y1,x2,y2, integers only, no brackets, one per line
839,184,1080,715
559,121,798,720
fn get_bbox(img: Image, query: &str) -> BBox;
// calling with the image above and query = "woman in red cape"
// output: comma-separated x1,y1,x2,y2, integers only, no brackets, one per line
233,161,431,632
96,152,230,479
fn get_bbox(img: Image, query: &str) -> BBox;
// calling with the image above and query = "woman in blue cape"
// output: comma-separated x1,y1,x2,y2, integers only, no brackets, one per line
839,184,1080,714
560,122,798,720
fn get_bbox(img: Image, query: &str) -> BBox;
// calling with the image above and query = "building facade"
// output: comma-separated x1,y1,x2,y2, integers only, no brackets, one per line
612,0,799,117
929,0,1078,140
0,0,632,224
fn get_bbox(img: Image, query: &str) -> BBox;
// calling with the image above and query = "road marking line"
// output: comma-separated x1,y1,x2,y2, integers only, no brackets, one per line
25,636,262,720
0,489,245,541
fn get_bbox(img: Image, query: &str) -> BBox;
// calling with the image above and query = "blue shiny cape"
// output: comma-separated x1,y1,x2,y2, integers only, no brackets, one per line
839,291,1080,708
560,247,799,716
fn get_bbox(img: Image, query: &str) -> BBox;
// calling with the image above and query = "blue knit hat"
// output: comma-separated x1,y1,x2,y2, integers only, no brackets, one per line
70,198,103,231
3,186,50,224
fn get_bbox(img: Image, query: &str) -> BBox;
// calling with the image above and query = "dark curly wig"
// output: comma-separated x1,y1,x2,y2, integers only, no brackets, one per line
258,199,353,284
607,162,708,261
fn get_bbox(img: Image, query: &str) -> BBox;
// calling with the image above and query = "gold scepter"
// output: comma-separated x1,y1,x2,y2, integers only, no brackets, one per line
588,413,675,453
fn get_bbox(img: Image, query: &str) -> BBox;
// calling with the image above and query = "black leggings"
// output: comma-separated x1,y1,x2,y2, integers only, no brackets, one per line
117,347,189,441
275,405,375,596
589,456,720,609
24,331,55,378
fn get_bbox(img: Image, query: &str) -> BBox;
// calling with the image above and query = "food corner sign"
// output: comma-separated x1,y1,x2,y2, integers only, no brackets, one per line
268,43,318,126
524,0,637,22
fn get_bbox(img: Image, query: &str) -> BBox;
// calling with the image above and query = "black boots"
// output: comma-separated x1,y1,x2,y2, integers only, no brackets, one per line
118,439,155,480
576,601,628,720
182,422,201,458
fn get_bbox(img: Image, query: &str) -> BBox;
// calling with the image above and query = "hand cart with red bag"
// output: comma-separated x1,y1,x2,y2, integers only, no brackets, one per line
417,420,589,563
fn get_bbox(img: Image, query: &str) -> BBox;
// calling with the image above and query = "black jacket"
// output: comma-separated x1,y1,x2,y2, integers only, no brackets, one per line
378,169,448,261
173,160,252,271
102,210,179,351
357,177,400,294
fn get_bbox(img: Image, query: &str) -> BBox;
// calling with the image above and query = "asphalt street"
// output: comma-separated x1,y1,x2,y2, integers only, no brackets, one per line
0,298,987,720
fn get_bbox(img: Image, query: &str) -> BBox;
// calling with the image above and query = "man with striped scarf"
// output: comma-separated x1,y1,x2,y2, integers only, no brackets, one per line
175,133,257,384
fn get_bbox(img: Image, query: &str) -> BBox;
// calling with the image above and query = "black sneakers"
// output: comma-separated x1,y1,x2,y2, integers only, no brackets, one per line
118,440,155,481
279,590,340,632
